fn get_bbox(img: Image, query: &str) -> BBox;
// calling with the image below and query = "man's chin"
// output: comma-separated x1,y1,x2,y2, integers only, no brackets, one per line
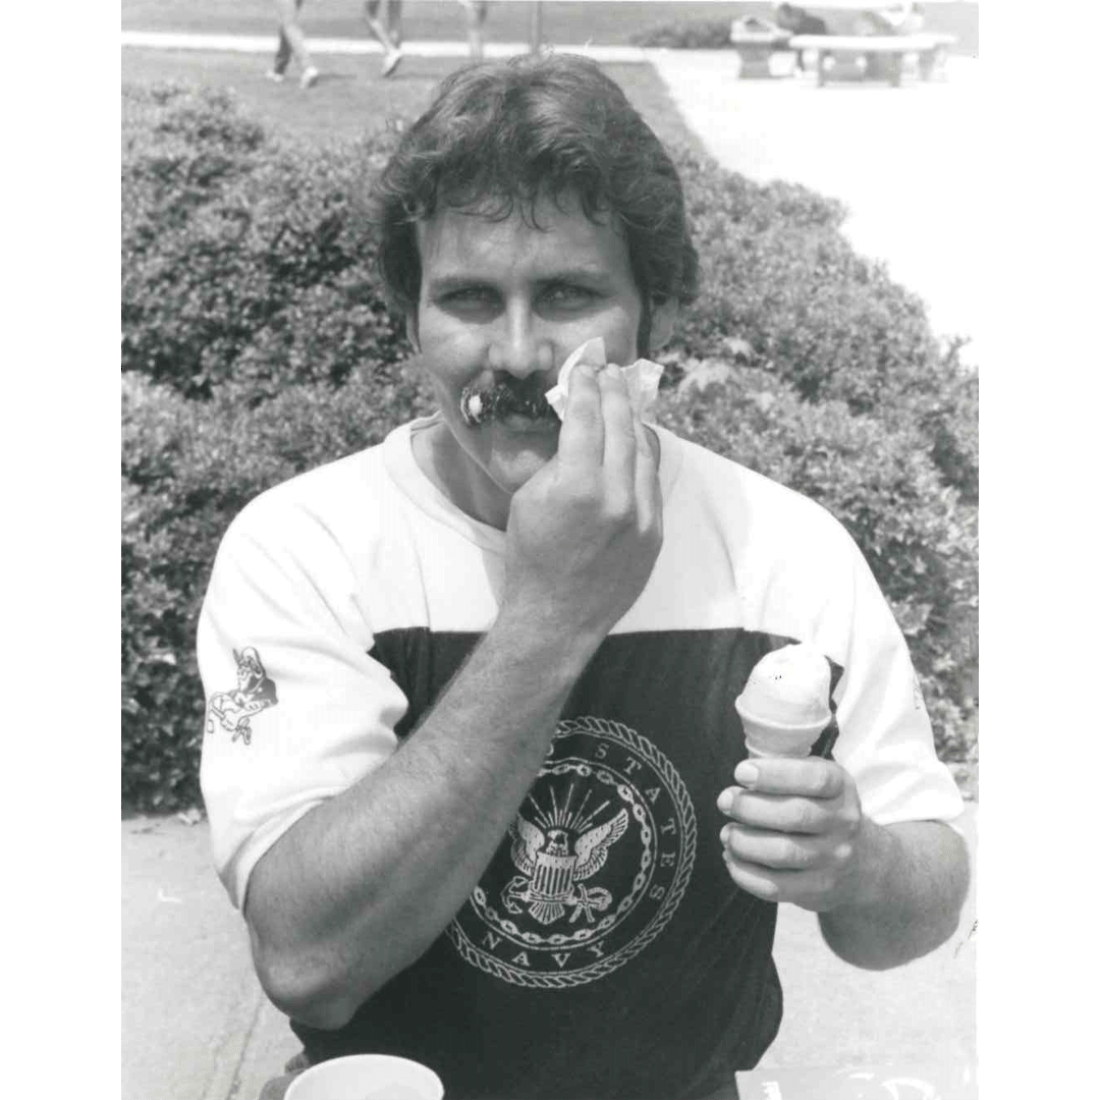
481,419,560,491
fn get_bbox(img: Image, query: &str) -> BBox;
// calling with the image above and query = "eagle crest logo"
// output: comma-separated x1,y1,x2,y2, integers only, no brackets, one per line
504,787,630,925
448,716,697,989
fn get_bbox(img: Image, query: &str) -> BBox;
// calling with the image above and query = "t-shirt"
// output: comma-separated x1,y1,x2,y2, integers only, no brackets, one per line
198,415,963,1099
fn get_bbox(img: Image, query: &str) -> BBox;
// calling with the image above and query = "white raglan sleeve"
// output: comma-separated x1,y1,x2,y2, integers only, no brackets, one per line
197,498,409,911
817,524,965,829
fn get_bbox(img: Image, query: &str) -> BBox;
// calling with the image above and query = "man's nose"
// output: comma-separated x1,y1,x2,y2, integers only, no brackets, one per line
488,307,554,378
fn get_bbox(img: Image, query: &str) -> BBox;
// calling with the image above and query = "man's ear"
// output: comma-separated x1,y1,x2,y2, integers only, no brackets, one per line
648,298,679,354
405,312,421,353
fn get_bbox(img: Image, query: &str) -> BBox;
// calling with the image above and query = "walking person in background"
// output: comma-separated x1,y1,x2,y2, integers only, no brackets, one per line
364,0,405,77
460,0,489,60
268,0,320,89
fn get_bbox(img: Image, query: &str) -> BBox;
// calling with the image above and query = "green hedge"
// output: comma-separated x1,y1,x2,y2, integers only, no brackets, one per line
629,19,736,49
122,84,408,401
121,84,977,812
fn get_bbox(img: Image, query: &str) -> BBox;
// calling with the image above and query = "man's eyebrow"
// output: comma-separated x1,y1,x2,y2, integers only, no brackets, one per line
423,274,488,295
425,268,613,293
540,268,614,285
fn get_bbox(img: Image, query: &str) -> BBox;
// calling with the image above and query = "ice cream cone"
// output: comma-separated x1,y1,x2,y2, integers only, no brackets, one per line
735,641,833,758
735,701,830,759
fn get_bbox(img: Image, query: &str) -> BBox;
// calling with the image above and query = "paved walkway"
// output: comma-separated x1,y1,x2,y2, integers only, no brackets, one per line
122,815,300,1100
123,32,979,367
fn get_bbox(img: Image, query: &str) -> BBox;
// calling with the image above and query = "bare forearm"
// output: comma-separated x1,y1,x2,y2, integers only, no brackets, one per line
818,819,970,970
246,611,596,1027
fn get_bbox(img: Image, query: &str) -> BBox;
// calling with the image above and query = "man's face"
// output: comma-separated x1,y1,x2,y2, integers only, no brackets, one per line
412,192,659,527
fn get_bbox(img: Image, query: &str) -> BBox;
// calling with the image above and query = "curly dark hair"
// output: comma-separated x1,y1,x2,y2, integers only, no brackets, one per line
371,53,700,345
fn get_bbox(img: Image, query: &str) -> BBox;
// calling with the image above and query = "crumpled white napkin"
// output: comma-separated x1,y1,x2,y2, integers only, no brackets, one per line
544,337,664,421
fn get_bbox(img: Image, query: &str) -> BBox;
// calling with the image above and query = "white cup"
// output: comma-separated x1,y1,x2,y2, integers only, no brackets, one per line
284,1054,444,1100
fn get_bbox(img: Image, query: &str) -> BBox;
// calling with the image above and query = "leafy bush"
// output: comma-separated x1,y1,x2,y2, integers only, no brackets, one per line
667,148,956,403
664,145,978,502
915,366,978,505
630,19,735,49
122,84,408,401
121,84,977,811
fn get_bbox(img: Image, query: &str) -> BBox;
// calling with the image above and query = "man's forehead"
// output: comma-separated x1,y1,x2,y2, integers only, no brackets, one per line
416,196,627,276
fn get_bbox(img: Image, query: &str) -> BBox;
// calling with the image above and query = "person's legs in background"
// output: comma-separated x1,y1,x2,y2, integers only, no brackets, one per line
269,0,319,87
388,0,404,48
270,24,292,78
364,0,404,76
460,0,489,60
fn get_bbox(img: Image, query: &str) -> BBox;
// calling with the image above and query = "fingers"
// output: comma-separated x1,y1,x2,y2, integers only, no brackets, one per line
555,364,660,545
733,758,847,801
715,758,863,910
721,849,832,907
634,418,662,533
556,364,604,474
598,365,642,514
717,786,835,835
721,849,785,902
720,821,847,872
598,365,637,497
557,364,638,485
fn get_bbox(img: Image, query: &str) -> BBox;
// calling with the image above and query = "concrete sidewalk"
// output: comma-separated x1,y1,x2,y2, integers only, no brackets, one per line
122,806,976,1100
122,815,301,1100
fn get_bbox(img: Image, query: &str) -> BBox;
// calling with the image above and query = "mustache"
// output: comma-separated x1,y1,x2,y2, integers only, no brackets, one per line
459,380,557,426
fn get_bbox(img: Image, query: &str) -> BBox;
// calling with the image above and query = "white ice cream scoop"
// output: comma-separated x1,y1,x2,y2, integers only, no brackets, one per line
735,642,833,759
544,337,665,421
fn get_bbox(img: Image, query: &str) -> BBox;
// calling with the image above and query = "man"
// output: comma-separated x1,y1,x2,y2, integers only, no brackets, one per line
199,55,969,1100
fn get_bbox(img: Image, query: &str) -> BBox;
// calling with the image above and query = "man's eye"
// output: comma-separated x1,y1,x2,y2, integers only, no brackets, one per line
441,287,498,308
542,283,597,308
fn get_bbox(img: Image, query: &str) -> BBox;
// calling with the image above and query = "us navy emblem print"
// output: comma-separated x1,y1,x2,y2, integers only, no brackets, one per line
505,798,630,926
448,716,697,987
205,646,278,746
